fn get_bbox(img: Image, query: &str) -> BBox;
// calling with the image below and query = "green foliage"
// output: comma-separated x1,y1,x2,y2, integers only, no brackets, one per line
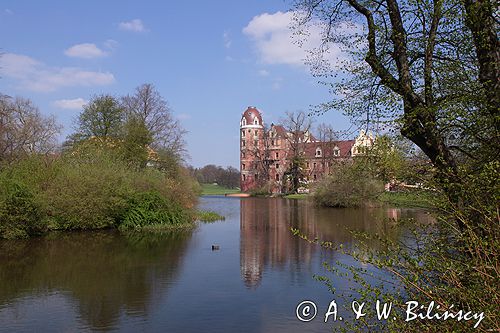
284,155,307,193
119,191,191,230
76,94,124,139
196,210,225,223
378,191,435,208
313,162,384,207
364,135,409,182
121,117,153,169
43,151,131,230
0,177,45,239
0,144,197,238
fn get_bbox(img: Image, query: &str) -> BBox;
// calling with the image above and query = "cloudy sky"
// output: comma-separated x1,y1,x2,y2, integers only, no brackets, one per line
0,1,354,167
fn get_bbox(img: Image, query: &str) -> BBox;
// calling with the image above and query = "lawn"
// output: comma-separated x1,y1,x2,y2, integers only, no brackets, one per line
378,191,436,209
200,183,241,195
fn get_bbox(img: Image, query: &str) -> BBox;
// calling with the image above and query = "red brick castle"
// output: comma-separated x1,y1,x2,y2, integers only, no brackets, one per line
239,106,374,193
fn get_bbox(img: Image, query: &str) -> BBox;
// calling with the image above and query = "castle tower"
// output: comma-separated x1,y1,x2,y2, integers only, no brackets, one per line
240,106,264,192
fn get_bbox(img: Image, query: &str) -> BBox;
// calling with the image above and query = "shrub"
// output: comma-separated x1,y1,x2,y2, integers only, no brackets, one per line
196,210,225,223
119,191,191,230
0,178,46,239
312,162,384,207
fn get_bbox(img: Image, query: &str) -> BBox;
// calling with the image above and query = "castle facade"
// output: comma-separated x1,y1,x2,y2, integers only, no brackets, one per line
239,106,374,193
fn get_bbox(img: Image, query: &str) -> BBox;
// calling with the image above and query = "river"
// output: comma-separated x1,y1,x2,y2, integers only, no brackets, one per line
0,196,433,332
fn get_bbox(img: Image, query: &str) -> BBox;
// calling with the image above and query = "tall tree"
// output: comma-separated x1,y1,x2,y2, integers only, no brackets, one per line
122,84,187,159
292,0,499,228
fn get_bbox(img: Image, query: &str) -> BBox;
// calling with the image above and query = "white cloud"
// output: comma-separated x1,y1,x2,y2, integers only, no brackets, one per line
64,43,108,59
5,9,13,15
104,39,119,50
243,11,357,68
223,31,232,48
258,69,270,76
53,98,88,110
119,19,147,32
0,53,115,92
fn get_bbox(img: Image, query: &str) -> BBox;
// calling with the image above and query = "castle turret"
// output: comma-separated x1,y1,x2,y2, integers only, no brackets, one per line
240,106,264,192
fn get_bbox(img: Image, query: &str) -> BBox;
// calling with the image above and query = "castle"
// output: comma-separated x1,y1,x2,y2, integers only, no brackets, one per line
239,106,374,193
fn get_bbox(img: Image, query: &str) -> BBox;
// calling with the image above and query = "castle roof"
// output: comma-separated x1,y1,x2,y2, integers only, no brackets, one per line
241,106,263,126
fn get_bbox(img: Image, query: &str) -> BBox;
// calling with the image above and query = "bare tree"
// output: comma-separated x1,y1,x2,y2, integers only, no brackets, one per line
0,95,61,162
281,111,314,192
316,123,339,175
122,84,187,159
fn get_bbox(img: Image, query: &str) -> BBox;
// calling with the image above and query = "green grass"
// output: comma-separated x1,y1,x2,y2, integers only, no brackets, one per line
283,193,309,199
200,183,240,195
378,191,436,208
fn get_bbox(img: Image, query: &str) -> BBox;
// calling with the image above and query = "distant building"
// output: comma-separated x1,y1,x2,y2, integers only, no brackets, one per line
239,106,374,193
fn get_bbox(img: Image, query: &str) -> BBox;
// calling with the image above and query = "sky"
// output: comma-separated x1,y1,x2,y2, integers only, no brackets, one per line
0,0,356,168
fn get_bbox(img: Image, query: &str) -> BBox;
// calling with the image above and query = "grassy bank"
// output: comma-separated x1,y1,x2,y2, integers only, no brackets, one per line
200,183,240,195
378,191,436,209
283,190,435,209
283,193,309,199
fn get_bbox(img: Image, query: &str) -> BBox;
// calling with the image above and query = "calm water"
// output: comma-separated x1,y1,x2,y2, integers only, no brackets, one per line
0,197,433,332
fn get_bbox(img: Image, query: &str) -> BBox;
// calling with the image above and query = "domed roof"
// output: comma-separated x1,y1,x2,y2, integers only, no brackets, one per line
241,106,263,127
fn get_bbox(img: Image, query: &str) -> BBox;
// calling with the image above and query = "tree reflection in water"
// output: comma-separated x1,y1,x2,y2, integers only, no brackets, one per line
0,230,193,331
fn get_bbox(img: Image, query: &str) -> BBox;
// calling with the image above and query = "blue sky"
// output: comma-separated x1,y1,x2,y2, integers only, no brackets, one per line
0,0,354,168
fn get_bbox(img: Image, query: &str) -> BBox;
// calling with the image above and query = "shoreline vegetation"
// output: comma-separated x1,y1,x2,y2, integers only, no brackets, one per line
0,86,201,239
283,191,436,209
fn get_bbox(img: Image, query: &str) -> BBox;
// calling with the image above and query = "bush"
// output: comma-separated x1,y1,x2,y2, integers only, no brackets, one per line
0,178,46,239
312,162,384,207
0,144,198,238
119,191,191,230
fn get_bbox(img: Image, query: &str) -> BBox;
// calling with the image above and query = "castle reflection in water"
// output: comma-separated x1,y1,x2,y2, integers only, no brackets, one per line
239,198,433,288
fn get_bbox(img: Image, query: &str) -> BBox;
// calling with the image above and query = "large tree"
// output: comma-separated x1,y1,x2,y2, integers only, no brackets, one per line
292,0,499,229
122,84,187,159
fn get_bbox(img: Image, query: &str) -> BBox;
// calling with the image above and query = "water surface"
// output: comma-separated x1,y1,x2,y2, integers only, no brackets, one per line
0,197,432,332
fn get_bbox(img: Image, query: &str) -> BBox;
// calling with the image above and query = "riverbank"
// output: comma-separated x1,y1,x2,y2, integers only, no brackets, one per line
283,191,436,209
200,183,241,195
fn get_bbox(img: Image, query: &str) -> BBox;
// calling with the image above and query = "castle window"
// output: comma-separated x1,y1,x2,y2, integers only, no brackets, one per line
241,152,245,158
271,140,275,146
276,164,279,169
242,174,246,181
241,140,246,147
313,174,317,180
275,174,279,181
254,118,259,125
241,130,245,138
242,163,246,170
333,148,340,156
306,162,309,168
242,118,247,126
313,162,317,168
315,148,322,157
275,152,279,159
